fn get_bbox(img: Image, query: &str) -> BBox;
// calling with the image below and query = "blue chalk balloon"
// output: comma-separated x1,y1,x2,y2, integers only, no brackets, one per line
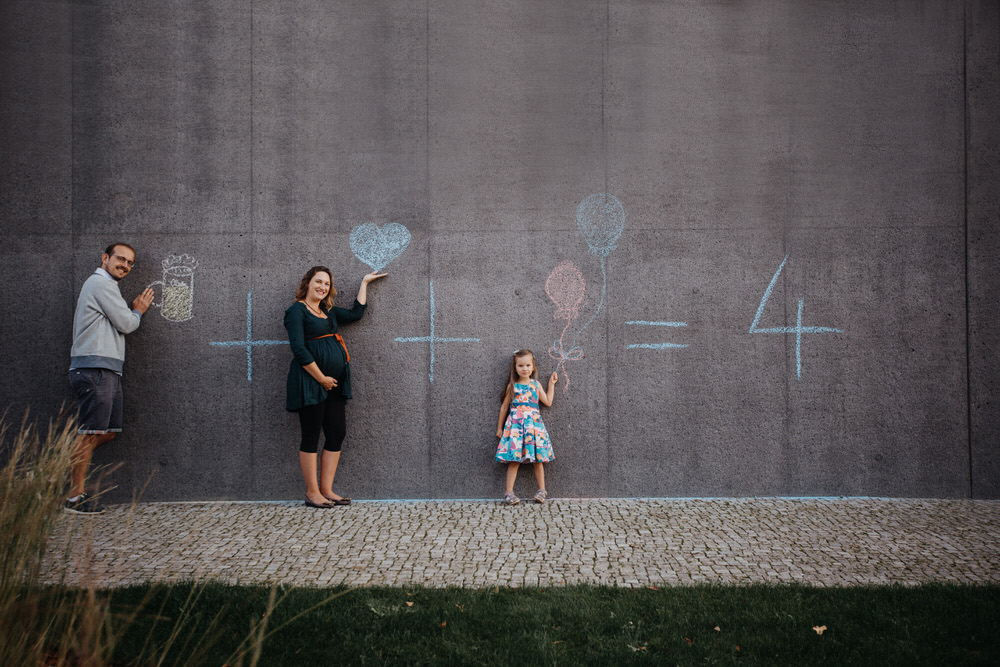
576,193,625,257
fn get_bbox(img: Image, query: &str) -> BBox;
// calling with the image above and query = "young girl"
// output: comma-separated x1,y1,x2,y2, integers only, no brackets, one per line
495,349,558,505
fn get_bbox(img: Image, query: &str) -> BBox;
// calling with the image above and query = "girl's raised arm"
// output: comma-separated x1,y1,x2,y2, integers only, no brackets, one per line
536,373,558,407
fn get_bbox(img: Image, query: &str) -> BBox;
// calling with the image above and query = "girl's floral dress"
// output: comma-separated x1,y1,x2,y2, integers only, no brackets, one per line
496,381,554,463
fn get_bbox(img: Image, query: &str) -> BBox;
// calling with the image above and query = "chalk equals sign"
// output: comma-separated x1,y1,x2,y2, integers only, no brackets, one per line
625,320,690,350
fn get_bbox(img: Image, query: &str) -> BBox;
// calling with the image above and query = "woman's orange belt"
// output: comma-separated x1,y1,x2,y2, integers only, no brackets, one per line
308,333,350,362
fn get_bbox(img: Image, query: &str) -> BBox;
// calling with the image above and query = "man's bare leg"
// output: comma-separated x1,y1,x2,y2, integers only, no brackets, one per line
70,432,115,498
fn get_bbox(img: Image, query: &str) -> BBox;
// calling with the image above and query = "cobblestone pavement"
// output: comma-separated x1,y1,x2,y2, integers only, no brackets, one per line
40,498,1000,589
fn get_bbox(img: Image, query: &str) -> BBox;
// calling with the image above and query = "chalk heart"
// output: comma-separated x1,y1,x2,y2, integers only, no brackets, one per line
349,222,411,273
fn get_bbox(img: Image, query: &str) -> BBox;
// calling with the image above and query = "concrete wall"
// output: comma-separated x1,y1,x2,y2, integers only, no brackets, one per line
2,0,998,501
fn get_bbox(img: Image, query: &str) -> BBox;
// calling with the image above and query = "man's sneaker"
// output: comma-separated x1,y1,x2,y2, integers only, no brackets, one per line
502,491,520,506
64,493,107,515
533,489,548,504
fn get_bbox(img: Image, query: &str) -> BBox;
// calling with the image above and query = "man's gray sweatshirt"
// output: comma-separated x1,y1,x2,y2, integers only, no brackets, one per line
69,268,143,374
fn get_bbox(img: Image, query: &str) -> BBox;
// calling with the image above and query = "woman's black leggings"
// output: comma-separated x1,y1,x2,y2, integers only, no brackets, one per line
297,392,347,453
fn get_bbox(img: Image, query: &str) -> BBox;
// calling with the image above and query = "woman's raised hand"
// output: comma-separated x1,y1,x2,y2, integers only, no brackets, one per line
362,271,388,284
357,271,387,305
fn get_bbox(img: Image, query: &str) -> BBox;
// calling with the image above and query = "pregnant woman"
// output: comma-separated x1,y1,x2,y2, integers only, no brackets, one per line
284,265,385,508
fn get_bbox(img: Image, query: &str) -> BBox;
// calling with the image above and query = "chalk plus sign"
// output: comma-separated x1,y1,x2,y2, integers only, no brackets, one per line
209,290,287,382
395,280,479,383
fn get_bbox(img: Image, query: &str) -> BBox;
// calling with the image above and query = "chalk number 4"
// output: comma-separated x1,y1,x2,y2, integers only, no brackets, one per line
749,255,843,380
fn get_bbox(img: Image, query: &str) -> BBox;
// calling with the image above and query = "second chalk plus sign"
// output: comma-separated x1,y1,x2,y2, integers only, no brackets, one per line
208,290,287,382
395,280,480,383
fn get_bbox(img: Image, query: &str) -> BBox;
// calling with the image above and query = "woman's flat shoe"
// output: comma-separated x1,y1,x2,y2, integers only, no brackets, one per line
324,495,352,506
304,498,334,508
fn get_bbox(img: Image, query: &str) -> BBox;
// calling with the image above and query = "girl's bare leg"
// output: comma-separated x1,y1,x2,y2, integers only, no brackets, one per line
505,462,520,494
533,462,546,492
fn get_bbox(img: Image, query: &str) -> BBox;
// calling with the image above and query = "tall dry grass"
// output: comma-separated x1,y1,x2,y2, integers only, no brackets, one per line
0,413,240,665
0,411,342,666
0,412,80,664
0,411,163,665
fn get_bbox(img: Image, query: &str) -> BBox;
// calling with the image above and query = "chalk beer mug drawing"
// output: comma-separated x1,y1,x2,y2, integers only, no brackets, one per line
147,254,198,322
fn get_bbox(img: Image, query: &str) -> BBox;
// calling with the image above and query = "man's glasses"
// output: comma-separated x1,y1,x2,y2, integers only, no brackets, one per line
111,254,135,267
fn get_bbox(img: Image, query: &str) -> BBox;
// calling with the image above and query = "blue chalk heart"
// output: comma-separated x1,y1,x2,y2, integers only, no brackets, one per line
349,222,411,272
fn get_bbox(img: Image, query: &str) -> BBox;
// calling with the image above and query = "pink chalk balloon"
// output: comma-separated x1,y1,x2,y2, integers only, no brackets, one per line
546,261,586,321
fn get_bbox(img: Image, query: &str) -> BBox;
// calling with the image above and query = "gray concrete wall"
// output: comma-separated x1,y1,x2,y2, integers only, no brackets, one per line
2,0,997,501
967,0,1000,498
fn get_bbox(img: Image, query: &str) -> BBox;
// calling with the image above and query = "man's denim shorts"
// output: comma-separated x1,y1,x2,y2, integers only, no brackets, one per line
69,368,123,434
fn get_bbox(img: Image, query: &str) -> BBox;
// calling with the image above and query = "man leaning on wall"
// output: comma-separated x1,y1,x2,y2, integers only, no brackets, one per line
65,243,154,514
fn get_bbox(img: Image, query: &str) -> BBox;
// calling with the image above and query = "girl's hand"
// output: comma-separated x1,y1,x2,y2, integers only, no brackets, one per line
549,372,558,384
362,271,388,285
496,430,503,438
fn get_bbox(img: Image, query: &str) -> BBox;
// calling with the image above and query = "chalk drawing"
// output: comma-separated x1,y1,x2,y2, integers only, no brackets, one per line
395,281,480,383
147,253,198,322
570,193,626,344
625,320,690,350
577,193,626,257
749,255,843,380
546,261,586,391
350,222,411,273
546,193,626,392
547,261,587,321
209,290,287,382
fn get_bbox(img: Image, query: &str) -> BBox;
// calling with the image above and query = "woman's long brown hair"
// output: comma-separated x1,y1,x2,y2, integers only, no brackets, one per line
294,266,337,311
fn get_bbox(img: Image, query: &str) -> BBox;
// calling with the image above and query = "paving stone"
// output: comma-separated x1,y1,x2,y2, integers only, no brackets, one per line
38,498,1000,588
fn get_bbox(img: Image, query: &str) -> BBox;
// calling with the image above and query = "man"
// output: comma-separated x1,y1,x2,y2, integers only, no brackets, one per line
66,243,154,514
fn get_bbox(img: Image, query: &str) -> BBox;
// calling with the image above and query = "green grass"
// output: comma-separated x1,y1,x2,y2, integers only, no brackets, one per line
4,414,998,665
80,582,999,666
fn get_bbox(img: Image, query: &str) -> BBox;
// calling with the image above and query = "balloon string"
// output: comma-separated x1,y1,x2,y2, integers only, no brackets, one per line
549,320,582,392
558,319,572,352
570,255,607,350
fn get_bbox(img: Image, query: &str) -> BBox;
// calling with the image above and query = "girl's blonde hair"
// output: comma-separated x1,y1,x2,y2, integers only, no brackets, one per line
295,266,336,311
500,349,538,402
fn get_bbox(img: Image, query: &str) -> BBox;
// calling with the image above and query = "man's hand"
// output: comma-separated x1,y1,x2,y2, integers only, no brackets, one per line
133,287,155,314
